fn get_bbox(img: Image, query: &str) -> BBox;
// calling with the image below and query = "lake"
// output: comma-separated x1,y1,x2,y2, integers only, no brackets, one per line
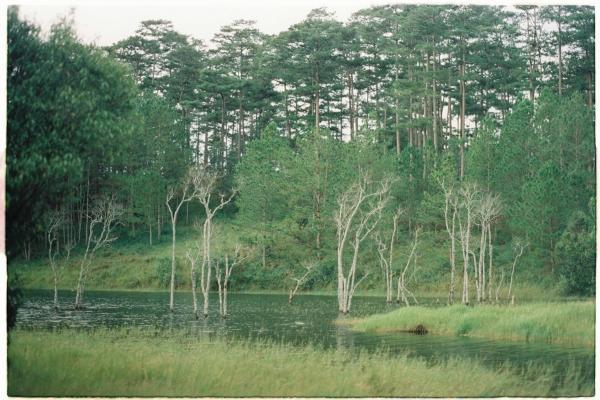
16,289,594,387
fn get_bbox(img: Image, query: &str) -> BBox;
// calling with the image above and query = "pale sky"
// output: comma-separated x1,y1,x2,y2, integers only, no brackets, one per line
15,0,583,46
16,0,399,46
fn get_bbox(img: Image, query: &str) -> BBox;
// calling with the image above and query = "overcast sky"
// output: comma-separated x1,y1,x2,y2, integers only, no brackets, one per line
16,0,580,46
16,0,402,46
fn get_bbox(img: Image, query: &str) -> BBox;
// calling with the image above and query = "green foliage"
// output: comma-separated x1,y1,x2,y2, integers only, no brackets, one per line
8,5,595,297
556,200,596,296
7,7,137,257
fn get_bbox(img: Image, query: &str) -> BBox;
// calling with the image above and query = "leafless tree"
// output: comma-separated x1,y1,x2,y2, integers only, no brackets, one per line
194,167,237,318
166,167,203,312
185,240,202,319
288,260,316,304
474,193,502,302
396,227,420,306
439,178,459,304
74,197,123,309
374,207,402,303
47,211,63,309
215,244,247,317
457,183,479,305
335,173,391,314
508,239,528,301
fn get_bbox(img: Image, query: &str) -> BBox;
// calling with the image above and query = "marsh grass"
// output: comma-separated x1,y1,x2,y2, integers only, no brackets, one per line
350,301,595,347
7,328,592,397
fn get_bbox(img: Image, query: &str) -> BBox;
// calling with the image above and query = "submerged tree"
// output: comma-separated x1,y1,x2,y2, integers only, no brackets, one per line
185,239,202,318
215,244,248,317
46,211,63,309
288,260,316,304
194,167,236,317
74,197,123,309
336,173,391,314
375,207,402,303
166,167,202,312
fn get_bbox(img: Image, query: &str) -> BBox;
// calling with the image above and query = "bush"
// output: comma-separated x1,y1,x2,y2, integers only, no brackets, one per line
556,204,595,296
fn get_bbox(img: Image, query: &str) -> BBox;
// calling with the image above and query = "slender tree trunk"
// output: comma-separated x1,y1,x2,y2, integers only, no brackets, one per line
190,256,198,318
487,224,493,301
169,216,177,312
478,225,486,302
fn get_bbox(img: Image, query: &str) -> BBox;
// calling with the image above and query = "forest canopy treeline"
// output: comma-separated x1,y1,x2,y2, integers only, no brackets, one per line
7,5,595,297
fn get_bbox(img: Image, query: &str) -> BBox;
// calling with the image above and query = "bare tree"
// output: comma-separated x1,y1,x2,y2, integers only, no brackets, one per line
508,239,528,301
375,208,402,303
215,244,247,317
474,193,502,302
166,167,203,312
185,240,201,319
396,227,420,306
74,197,122,309
47,211,63,309
439,178,459,304
288,260,316,304
457,183,479,305
194,167,236,318
335,173,391,314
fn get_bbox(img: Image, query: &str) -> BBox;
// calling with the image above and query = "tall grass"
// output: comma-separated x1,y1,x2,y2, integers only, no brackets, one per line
350,301,595,347
8,328,592,397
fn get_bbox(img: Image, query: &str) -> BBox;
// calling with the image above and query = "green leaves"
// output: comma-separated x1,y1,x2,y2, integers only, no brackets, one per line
7,7,138,257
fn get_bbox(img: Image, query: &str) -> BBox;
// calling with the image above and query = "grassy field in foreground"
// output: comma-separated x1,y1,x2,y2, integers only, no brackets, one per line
348,301,595,347
8,328,592,397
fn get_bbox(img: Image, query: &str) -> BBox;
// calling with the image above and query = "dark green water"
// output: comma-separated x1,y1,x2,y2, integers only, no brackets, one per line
17,289,594,386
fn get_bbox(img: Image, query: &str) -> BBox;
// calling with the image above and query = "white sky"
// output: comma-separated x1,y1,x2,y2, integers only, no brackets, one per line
16,0,399,46
15,0,594,47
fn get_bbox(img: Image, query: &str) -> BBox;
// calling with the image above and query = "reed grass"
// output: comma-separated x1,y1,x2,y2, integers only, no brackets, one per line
350,301,595,347
7,328,592,397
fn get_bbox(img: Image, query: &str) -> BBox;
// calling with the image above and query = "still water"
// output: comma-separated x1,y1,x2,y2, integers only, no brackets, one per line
17,289,594,385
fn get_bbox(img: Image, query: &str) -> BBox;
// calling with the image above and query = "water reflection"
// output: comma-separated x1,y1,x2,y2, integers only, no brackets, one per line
335,323,355,352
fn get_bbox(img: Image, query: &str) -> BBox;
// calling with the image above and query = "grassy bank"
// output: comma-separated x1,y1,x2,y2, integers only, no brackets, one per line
8,328,592,397
9,220,564,301
348,301,595,347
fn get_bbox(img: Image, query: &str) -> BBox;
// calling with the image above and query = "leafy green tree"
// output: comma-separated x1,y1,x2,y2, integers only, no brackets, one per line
235,123,294,268
556,198,595,296
7,7,137,258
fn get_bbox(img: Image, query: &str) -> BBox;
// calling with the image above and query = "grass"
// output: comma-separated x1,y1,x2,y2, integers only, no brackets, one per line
7,219,570,302
348,301,595,347
8,328,593,397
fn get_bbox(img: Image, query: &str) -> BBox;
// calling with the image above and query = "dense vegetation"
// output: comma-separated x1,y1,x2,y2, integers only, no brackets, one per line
8,328,593,396
7,5,595,303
